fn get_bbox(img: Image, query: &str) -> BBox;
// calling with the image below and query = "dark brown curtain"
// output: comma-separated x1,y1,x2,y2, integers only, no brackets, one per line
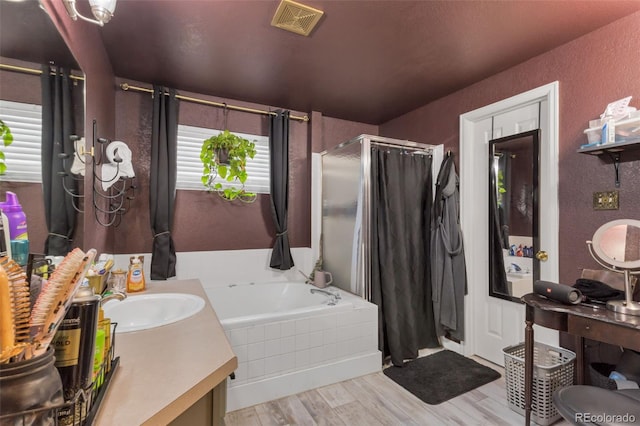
268,110,294,270
370,147,439,366
41,65,75,255
149,86,178,279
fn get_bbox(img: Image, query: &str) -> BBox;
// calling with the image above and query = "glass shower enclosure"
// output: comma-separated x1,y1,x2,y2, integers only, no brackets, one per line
320,134,442,300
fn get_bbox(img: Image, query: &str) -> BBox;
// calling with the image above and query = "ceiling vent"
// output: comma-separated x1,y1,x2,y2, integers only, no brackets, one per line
271,0,324,37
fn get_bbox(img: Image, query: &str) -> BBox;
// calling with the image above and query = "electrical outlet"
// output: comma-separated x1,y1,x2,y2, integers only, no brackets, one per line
593,191,619,210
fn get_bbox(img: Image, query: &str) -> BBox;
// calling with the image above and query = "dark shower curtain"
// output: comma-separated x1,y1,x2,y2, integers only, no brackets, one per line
41,65,75,255
370,147,439,367
149,85,178,280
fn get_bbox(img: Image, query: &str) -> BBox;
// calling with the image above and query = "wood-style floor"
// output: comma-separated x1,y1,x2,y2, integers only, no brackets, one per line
223,354,571,426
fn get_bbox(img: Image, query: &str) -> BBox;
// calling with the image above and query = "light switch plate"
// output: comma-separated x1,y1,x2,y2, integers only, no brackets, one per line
593,191,619,210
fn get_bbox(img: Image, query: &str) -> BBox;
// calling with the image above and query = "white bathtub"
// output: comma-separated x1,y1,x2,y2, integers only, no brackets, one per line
209,281,354,325
204,281,381,411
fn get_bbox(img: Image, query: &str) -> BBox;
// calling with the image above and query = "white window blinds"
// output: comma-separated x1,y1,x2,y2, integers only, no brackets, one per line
176,124,270,194
0,100,42,183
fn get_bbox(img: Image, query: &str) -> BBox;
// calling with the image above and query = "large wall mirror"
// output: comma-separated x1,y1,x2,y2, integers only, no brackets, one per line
489,129,540,302
1,0,85,252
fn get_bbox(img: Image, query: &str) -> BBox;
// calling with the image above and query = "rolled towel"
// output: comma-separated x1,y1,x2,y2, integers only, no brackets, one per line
101,141,135,190
70,137,85,176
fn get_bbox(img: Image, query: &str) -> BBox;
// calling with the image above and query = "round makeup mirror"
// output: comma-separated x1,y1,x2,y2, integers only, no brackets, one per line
587,219,640,315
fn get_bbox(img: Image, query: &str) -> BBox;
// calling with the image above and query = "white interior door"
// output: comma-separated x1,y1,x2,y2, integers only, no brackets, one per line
460,83,560,366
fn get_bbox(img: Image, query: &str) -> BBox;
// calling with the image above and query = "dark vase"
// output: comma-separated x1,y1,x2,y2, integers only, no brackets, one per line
215,148,230,165
0,346,64,425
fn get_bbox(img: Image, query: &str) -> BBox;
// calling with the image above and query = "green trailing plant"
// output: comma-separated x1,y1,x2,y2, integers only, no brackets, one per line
307,257,323,284
497,169,507,206
200,130,257,202
299,235,324,284
298,257,323,284
0,119,14,175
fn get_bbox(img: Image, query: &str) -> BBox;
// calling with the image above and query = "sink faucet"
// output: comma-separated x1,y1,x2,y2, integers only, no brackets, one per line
100,291,127,305
310,288,341,305
510,263,522,273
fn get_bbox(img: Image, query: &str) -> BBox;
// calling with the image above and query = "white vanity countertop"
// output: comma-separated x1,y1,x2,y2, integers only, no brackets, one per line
94,279,237,425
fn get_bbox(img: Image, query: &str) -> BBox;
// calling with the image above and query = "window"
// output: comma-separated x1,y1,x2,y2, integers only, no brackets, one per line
0,100,42,182
176,124,270,194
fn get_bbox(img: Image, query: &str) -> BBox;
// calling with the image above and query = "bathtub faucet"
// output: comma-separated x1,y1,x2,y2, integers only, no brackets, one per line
310,288,341,305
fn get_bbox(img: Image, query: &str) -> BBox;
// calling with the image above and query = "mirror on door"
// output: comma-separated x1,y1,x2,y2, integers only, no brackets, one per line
488,129,540,302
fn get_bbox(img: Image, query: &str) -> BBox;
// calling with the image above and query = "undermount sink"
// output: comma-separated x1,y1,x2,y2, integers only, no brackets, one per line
103,293,206,333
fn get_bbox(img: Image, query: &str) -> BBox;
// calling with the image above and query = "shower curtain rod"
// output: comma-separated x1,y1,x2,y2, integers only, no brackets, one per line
120,83,309,123
0,63,85,81
327,135,434,155
371,140,433,154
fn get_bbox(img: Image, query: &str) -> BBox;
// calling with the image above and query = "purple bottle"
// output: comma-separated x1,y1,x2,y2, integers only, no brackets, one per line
0,192,29,265
0,192,28,240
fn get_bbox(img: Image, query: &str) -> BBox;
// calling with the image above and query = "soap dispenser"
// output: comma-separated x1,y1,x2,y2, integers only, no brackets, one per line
126,256,146,293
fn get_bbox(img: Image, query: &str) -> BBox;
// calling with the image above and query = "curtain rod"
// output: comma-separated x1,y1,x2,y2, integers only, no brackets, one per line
0,63,85,81
120,82,309,123
371,140,433,153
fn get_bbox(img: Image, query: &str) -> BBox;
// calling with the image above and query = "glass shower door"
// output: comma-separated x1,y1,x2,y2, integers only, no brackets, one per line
321,139,363,296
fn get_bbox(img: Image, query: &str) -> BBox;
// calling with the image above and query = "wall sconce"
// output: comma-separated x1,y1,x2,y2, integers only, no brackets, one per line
63,0,117,26
60,120,136,227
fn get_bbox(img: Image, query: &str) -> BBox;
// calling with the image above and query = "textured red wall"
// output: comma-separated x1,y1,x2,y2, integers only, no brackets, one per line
311,112,379,153
380,11,640,285
110,81,376,254
0,68,379,255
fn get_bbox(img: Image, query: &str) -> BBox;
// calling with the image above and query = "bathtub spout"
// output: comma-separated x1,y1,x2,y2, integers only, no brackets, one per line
310,288,341,305
310,288,340,298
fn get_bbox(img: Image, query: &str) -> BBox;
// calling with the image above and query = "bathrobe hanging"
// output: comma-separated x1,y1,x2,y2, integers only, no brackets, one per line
431,153,468,342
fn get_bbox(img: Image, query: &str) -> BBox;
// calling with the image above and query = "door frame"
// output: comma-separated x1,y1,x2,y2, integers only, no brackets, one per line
457,82,560,358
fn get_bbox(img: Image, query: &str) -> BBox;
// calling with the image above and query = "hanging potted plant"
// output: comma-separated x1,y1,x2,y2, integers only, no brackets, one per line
200,130,257,202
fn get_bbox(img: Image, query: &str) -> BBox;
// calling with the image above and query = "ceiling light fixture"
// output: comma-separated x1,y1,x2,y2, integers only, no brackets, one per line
63,0,116,26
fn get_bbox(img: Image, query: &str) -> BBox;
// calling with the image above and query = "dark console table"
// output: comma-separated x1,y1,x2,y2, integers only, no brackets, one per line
522,293,640,425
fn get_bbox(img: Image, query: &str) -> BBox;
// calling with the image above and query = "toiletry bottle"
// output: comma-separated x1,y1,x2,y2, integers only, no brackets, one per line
108,268,127,293
126,256,146,293
92,325,106,389
0,192,29,266
100,310,111,374
52,285,100,425
0,213,7,257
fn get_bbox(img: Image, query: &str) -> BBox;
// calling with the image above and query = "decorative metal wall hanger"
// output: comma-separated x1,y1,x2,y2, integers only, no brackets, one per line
59,119,136,227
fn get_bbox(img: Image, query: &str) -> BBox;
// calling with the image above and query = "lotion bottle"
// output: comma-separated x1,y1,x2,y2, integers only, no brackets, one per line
126,256,146,293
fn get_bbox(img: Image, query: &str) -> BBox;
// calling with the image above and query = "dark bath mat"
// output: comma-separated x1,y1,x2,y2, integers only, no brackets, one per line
383,350,501,405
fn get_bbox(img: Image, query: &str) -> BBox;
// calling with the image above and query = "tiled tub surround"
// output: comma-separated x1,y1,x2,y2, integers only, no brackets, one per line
205,281,380,411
